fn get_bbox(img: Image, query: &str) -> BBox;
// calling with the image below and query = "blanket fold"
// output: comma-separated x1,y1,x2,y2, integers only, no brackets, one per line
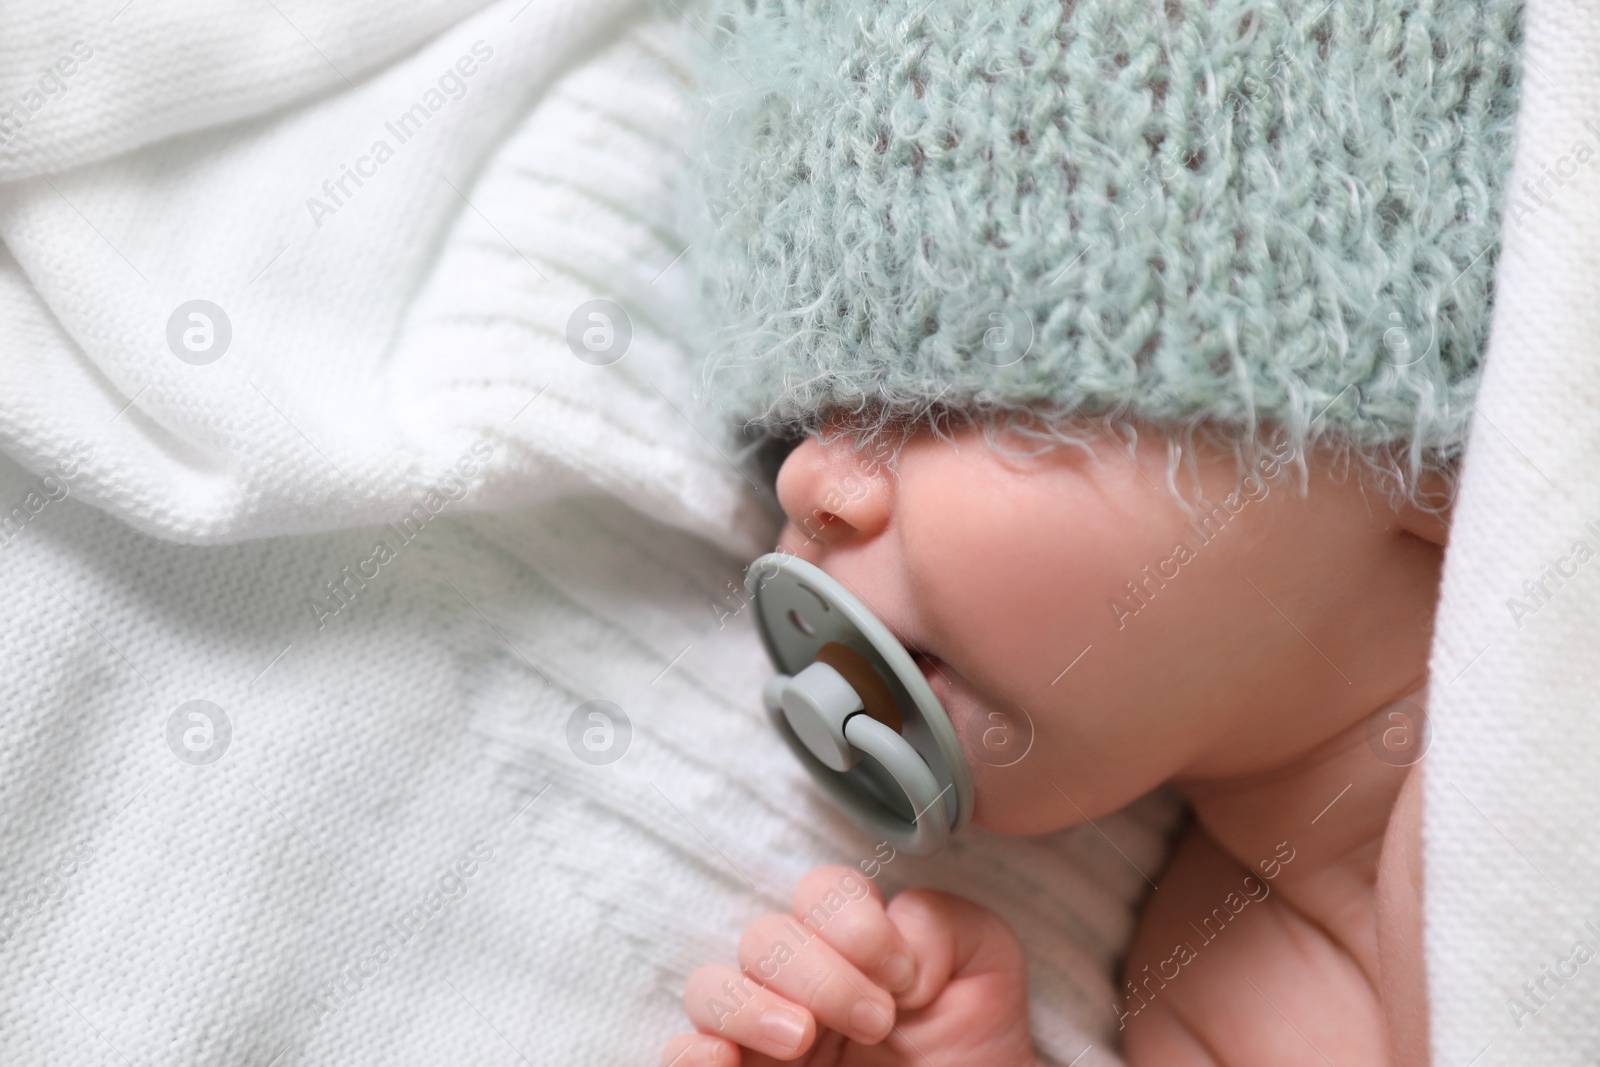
0,0,770,560
0,0,495,180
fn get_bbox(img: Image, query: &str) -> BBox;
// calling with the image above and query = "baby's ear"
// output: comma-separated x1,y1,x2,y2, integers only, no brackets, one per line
1393,469,1452,546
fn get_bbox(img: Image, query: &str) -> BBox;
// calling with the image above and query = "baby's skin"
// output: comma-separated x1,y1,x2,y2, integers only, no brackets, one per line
662,417,1445,1066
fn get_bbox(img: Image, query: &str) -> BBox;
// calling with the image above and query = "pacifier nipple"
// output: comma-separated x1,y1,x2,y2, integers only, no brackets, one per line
767,642,907,772
813,642,902,732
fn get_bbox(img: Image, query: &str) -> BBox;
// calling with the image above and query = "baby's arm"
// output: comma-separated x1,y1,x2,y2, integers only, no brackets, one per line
662,865,1036,1066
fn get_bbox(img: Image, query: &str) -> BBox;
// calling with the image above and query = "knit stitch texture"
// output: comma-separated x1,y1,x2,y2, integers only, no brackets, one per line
683,0,1524,478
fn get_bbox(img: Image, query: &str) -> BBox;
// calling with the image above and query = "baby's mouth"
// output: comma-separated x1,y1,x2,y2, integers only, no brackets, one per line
910,650,942,686
906,649,1034,772
909,649,963,707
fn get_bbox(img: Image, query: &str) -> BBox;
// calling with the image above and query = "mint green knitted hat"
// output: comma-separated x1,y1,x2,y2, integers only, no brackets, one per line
683,0,1524,481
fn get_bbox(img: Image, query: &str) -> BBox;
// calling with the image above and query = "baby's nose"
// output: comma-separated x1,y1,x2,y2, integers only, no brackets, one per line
774,430,896,548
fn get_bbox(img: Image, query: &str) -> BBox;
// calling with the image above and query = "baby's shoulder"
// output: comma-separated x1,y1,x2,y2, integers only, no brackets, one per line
1119,820,1389,1066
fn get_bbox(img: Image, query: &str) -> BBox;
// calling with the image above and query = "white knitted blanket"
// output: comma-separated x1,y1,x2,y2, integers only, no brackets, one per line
0,2,1179,1063
1424,0,1600,1062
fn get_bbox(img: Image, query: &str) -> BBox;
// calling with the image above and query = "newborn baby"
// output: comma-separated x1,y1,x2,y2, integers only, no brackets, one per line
666,0,1521,1061
661,417,1440,1065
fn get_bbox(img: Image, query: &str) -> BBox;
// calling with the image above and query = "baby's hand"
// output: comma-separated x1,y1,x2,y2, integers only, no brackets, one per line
662,865,1037,1066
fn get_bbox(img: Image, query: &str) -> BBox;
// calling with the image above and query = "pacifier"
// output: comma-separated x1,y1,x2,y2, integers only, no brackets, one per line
746,552,973,855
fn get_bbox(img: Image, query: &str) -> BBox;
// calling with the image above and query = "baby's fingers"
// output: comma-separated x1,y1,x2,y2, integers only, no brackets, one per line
887,889,1029,1012
684,963,816,1060
792,865,917,995
738,913,896,1044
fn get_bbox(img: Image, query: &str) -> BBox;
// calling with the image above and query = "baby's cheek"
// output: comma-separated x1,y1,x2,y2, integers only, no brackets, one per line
897,456,1118,687
894,439,1215,830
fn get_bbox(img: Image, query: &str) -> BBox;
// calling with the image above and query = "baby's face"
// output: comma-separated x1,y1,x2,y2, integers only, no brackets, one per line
774,420,1447,835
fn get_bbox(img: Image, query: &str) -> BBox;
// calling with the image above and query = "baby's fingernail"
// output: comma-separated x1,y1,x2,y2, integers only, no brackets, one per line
878,951,915,992
850,998,894,1041
759,1007,808,1052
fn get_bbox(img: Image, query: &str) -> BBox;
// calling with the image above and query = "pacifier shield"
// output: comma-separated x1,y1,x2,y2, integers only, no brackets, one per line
746,552,974,855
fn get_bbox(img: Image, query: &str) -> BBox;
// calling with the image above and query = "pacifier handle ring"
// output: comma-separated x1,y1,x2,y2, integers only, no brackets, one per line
763,678,952,855
841,715,951,849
